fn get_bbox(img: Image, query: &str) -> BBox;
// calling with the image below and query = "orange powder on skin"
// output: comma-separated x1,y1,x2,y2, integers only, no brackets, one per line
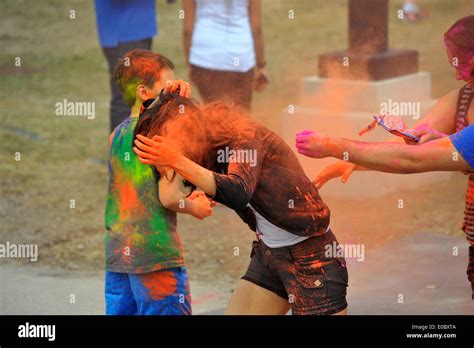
142,270,178,300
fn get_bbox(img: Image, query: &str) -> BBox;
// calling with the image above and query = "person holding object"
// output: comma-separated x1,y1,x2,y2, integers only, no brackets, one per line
309,15,474,296
182,0,268,111
295,124,474,298
314,15,474,189
295,127,472,174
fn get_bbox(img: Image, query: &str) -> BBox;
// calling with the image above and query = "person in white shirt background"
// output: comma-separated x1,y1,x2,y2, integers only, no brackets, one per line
183,0,268,111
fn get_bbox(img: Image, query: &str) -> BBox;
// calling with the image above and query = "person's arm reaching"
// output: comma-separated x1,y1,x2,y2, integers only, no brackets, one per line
295,129,473,174
313,89,459,187
133,135,217,193
133,135,262,210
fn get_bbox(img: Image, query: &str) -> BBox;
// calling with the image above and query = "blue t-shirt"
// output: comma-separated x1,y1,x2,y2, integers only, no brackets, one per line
95,0,157,48
450,124,474,168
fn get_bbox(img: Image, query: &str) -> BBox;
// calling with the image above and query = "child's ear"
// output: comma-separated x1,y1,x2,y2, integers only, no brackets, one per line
136,84,151,102
156,166,174,181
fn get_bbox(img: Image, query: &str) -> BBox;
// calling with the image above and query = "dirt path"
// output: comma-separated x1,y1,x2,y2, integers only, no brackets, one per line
0,264,233,315
2,231,472,315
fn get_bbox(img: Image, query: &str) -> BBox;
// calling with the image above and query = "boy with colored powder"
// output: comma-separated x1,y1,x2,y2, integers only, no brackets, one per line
105,49,213,315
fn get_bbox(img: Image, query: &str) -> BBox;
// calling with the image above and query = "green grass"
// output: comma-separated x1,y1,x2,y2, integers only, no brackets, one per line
0,0,472,270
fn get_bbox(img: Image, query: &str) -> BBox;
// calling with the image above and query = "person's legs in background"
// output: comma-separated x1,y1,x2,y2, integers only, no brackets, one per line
103,38,152,132
228,68,253,112
189,64,220,104
190,64,254,112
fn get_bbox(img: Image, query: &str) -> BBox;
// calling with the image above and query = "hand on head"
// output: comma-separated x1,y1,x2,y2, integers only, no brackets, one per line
133,134,180,168
164,80,191,98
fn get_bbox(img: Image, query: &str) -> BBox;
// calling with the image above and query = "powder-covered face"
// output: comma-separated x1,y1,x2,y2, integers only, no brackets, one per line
446,46,473,84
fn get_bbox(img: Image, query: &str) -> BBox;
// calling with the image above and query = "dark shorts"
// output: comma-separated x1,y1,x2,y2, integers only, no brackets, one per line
242,230,348,315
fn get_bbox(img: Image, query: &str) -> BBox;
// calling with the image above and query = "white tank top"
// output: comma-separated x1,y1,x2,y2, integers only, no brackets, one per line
248,204,310,248
189,0,256,72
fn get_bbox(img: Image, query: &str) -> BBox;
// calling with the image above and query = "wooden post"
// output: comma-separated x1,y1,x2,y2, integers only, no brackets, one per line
319,0,418,80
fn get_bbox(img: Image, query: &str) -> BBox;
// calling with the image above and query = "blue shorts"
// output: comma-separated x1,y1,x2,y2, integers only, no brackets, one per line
105,267,192,315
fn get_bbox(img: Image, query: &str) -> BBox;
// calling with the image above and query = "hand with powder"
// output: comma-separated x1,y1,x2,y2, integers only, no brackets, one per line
133,134,182,168
188,191,215,220
163,79,191,98
295,130,334,159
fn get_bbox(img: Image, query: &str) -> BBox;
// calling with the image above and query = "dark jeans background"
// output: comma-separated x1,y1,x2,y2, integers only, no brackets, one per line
102,38,152,132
